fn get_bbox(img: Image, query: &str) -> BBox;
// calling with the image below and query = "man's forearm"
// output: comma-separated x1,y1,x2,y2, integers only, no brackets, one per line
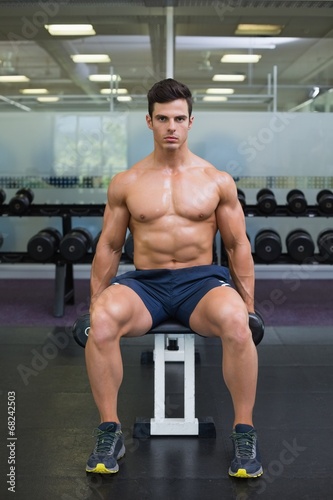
90,247,122,304
227,245,255,311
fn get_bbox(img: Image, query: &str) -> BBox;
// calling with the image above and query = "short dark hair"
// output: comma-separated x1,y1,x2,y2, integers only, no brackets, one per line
147,78,193,118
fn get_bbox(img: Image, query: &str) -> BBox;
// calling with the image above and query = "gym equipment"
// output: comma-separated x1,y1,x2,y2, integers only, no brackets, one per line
249,311,265,346
287,189,307,214
0,188,6,205
317,229,333,263
72,313,90,347
72,312,264,349
8,188,34,214
317,189,333,214
27,227,62,262
59,227,92,262
124,233,134,262
254,229,282,262
256,188,277,215
73,311,264,438
237,189,246,208
286,229,315,262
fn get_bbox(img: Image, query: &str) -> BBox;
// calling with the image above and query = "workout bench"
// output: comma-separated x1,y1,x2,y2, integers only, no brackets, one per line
72,315,216,438
132,320,216,439
73,313,263,438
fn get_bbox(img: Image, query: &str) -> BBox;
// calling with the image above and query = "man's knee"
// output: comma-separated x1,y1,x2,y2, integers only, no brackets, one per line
90,295,131,344
218,307,251,345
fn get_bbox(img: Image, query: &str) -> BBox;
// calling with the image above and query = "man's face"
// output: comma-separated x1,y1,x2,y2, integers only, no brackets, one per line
146,99,194,151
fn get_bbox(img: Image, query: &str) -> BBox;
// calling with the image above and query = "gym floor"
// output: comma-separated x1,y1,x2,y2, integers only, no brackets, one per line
0,280,332,499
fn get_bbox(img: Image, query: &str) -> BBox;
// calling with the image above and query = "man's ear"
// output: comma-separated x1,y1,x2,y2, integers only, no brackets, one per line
146,114,153,130
188,115,194,129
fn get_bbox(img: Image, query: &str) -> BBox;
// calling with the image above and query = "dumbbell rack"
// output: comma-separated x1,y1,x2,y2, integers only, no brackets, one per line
0,204,105,317
1,201,333,317
250,204,332,264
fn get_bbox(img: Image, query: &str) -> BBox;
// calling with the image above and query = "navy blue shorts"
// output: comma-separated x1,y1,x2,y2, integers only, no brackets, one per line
110,264,231,328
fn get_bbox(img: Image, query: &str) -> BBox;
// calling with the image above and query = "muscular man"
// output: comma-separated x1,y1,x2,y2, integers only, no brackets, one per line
85,78,263,478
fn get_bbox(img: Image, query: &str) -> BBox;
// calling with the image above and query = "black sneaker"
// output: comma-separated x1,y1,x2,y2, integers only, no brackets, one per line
229,423,263,478
86,422,125,474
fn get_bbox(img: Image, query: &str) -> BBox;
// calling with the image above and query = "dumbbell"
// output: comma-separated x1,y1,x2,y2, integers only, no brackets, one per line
249,311,265,346
72,311,265,348
0,188,6,205
237,189,246,208
124,233,134,262
256,188,277,214
9,188,34,214
317,189,333,214
59,227,93,262
317,229,333,263
286,189,307,214
27,227,62,262
286,229,315,262
254,229,282,262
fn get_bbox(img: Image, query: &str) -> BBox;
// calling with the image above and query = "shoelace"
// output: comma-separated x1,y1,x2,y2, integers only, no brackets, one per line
93,429,118,454
232,431,256,459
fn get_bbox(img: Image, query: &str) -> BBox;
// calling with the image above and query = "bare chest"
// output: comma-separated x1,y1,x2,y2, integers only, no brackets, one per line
127,174,219,223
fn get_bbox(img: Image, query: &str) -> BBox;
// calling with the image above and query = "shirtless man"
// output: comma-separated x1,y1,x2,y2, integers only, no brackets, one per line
85,78,263,478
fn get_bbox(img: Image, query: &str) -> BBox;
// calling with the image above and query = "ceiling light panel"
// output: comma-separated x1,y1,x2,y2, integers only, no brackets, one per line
45,24,96,36
235,24,283,36
221,54,262,63
71,54,111,63
212,74,246,82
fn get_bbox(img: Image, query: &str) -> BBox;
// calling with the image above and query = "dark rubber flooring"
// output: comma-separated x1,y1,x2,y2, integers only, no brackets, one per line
0,324,333,499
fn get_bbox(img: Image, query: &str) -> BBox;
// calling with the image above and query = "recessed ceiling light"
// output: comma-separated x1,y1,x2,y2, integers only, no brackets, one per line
221,54,261,63
0,75,30,83
213,74,246,82
71,54,111,63
89,74,121,82
37,96,60,102
117,96,132,102
235,24,283,36
20,88,49,94
202,96,227,102
45,24,96,36
206,88,234,95
100,88,128,95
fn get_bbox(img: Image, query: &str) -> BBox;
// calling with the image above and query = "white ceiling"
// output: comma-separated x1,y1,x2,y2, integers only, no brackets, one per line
0,0,333,112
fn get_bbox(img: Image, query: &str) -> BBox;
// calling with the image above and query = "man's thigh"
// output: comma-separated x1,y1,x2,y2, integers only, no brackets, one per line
189,286,247,337
98,283,154,337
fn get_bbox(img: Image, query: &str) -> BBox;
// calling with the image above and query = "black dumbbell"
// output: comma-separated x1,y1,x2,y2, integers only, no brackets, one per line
9,188,34,214
0,188,6,205
287,189,307,214
237,189,246,208
27,227,62,262
317,229,333,263
249,311,265,346
59,227,93,262
72,313,90,347
286,229,315,262
317,189,333,214
254,229,282,262
73,311,265,348
124,233,134,262
256,188,277,214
